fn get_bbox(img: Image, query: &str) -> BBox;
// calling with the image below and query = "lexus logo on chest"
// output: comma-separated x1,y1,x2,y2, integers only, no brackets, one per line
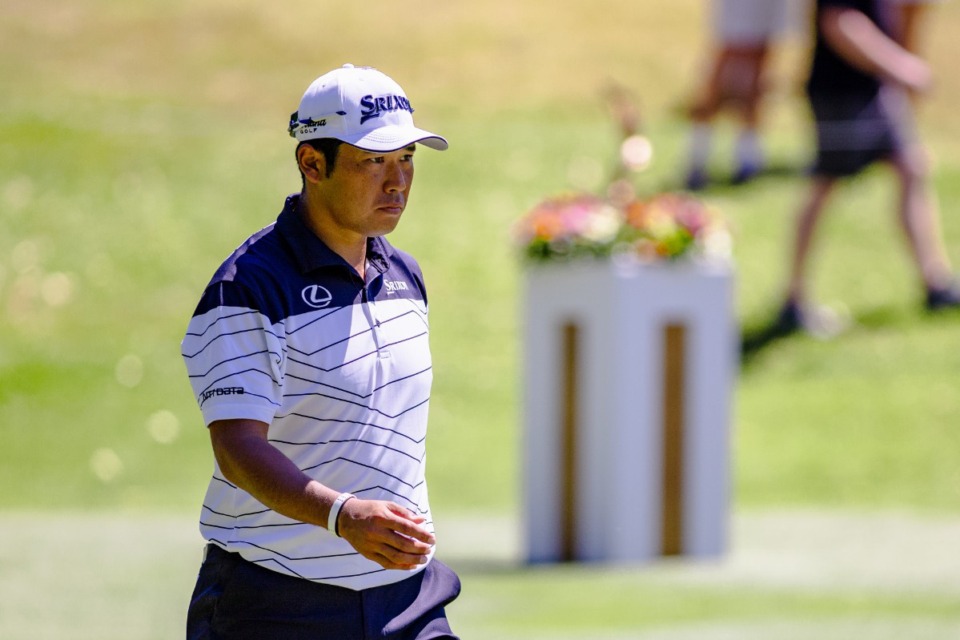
302,285,333,309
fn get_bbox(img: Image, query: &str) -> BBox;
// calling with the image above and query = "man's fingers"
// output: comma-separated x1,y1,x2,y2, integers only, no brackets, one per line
386,502,428,524
390,520,436,547
377,544,432,569
364,541,429,571
382,529,434,556
337,499,436,567
384,504,435,545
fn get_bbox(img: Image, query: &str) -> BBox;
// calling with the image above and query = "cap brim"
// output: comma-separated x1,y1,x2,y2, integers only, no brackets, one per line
338,124,448,152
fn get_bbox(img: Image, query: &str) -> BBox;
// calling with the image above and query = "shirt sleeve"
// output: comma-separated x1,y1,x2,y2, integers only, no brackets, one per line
181,280,286,426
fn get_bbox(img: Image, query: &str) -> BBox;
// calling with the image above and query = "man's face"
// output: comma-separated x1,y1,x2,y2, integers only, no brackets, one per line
315,143,416,240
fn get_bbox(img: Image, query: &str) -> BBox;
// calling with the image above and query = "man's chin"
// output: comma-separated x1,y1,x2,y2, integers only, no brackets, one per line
369,218,402,237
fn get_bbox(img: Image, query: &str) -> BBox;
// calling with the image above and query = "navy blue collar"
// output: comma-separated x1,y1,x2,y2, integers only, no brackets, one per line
276,194,394,278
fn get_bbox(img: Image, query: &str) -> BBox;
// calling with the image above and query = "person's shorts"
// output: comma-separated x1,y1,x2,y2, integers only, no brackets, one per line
808,88,914,178
713,0,795,45
187,544,461,639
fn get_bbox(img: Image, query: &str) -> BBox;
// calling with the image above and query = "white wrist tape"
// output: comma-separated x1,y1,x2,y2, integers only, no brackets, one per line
327,492,356,537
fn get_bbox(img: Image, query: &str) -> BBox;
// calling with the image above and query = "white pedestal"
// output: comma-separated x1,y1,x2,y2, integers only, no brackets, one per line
522,258,736,563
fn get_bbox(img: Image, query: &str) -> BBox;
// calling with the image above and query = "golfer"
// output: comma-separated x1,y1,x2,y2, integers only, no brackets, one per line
180,64,460,639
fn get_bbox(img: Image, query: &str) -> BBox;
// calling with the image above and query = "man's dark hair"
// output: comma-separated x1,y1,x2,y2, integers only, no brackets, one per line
296,138,343,186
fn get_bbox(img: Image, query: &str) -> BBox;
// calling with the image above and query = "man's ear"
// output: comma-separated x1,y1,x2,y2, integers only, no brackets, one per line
297,144,327,185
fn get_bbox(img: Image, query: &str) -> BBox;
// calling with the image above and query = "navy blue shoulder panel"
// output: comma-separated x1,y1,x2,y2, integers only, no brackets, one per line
208,222,276,285
191,218,428,327
191,223,292,324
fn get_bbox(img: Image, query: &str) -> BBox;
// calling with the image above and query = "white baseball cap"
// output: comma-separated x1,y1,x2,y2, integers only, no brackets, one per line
288,64,448,152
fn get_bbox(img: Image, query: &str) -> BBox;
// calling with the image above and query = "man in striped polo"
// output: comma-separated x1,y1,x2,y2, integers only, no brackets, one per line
181,64,460,639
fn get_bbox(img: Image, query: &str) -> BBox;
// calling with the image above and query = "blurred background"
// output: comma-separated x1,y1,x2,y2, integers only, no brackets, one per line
1,0,959,637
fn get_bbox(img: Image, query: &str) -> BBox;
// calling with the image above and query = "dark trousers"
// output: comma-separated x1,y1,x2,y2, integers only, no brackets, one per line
187,544,460,639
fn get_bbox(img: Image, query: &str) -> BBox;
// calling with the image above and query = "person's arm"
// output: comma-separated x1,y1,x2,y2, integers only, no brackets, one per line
820,6,933,92
209,418,436,570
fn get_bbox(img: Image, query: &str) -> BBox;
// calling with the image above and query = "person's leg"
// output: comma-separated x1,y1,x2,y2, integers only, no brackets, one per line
684,47,732,190
686,44,769,189
888,145,959,306
684,121,713,190
780,90,887,334
688,46,733,124
732,43,770,183
725,0,787,183
784,176,837,307
773,175,852,337
368,560,462,640
186,546,224,640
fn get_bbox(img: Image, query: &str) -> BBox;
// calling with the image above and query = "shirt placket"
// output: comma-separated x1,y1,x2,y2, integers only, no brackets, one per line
362,268,391,361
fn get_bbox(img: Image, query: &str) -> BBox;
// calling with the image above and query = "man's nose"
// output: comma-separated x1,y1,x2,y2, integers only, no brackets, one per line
385,162,408,193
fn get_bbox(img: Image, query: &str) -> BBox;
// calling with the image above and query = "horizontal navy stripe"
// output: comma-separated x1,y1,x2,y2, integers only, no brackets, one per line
287,308,426,347
211,475,238,489
277,392,429,421
228,539,359,562
203,504,272,520
301,456,424,490
274,413,426,444
185,309,265,338
285,331,428,366
283,366,431,400
271,437,423,463
188,349,284,379
353,485,429,513
182,326,283,360
286,305,354,336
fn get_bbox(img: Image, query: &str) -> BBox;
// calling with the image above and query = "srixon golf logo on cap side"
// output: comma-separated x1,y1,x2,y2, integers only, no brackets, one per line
359,94,414,124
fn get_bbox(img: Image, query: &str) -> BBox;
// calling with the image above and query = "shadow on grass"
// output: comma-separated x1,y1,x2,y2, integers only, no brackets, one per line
709,160,808,191
655,159,808,195
740,324,789,367
739,302,936,368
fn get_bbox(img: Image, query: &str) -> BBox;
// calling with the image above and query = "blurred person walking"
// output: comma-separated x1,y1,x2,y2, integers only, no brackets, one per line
887,0,942,56
180,64,460,639
775,0,960,336
682,0,803,190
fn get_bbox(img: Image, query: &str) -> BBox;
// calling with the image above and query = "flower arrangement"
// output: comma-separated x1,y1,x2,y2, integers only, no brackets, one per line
513,85,731,265
513,189,731,265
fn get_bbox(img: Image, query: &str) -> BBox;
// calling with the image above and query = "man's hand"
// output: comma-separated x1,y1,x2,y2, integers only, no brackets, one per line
336,499,436,570
207,420,436,571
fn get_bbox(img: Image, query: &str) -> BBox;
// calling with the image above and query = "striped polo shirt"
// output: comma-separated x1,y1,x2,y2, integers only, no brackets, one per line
181,194,435,590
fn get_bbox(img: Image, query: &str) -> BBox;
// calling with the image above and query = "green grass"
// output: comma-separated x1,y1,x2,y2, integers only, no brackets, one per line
3,0,960,636
456,572,960,637
3,511,960,638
